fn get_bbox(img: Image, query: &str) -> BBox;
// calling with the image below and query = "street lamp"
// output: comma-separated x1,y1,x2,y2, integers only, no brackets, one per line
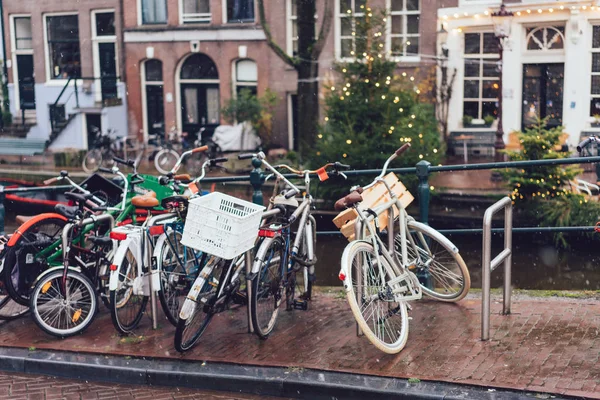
437,24,456,147
490,4,514,162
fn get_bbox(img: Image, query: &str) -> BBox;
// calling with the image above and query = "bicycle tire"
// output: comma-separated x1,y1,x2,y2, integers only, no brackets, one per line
341,240,409,354
154,149,180,175
0,294,29,320
250,237,284,339
30,269,97,338
82,149,104,174
174,257,225,352
399,221,470,302
157,229,199,326
2,216,67,306
109,248,148,334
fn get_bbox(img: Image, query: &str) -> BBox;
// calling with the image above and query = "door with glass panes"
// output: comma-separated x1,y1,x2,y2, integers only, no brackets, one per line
522,63,564,129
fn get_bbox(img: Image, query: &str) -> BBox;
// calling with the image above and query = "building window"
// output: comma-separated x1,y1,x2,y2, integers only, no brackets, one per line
591,26,600,117
46,15,81,79
95,12,116,36
227,0,254,23
526,26,565,51
93,11,118,102
182,0,211,23
14,17,32,50
141,0,168,24
463,32,499,120
234,59,257,96
339,0,366,58
389,0,419,57
287,0,318,56
143,60,165,138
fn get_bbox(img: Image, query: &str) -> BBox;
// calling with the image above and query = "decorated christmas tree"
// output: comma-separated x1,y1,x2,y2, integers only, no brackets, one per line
311,5,441,183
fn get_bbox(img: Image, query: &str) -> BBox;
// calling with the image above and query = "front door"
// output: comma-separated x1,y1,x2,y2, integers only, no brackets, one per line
146,85,164,137
181,84,220,142
17,54,35,110
98,42,118,102
522,63,564,129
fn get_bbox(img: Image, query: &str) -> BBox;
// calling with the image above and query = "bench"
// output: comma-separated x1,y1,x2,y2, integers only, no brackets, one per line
449,130,495,157
0,138,47,156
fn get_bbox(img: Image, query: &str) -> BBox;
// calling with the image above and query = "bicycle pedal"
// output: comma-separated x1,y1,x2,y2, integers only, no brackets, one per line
292,299,308,311
231,290,247,305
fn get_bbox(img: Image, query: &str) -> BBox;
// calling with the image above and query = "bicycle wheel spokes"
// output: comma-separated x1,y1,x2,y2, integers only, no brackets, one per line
344,241,409,354
253,239,284,338
110,250,147,333
402,225,470,301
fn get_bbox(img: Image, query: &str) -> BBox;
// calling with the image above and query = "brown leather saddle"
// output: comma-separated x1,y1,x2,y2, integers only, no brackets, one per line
132,191,159,209
334,188,364,211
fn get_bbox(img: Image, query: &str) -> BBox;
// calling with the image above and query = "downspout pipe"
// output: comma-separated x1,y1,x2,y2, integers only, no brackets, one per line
0,0,9,114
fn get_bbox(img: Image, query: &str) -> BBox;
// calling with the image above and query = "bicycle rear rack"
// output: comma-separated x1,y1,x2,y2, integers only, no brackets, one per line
482,196,513,341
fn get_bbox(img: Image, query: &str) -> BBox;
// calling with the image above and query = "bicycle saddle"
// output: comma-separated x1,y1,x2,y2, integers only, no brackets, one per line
55,204,80,220
87,235,112,246
161,195,189,209
334,190,364,211
132,192,160,209
65,192,93,204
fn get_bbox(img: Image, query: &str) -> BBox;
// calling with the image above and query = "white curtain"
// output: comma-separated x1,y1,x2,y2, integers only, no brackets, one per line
142,0,167,23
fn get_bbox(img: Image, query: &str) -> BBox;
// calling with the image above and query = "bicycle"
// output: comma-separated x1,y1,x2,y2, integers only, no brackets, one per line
154,128,223,175
107,146,217,333
244,153,350,339
0,236,29,320
82,128,142,174
335,144,470,354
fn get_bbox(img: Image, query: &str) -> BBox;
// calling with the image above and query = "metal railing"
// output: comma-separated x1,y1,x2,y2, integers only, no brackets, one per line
481,197,512,341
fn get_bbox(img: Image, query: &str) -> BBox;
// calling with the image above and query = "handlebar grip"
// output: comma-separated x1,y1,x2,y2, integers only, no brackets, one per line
91,206,107,212
98,167,113,173
395,143,411,156
158,176,170,186
113,157,136,167
334,162,351,170
577,138,593,153
238,153,255,160
43,177,58,185
192,145,209,153
284,188,299,199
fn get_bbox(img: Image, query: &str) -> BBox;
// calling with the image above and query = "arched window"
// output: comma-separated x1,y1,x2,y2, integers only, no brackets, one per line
526,26,565,51
142,59,164,140
179,53,220,138
233,59,257,96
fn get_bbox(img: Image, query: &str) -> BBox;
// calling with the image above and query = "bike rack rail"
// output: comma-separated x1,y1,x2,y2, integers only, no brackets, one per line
481,196,513,341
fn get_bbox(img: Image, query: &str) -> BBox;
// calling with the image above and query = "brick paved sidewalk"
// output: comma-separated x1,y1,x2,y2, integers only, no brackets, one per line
0,370,288,399
0,293,598,399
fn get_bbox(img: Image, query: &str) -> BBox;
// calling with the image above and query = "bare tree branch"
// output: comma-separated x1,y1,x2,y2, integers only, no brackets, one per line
257,0,297,69
311,0,333,59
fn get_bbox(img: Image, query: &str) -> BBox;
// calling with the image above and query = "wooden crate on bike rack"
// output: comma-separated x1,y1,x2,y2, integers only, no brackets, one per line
333,172,414,241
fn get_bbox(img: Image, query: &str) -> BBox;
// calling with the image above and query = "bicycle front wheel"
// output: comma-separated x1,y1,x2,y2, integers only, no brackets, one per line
251,237,284,339
82,149,104,173
154,149,180,174
342,240,409,354
30,269,97,338
400,221,470,302
109,249,148,334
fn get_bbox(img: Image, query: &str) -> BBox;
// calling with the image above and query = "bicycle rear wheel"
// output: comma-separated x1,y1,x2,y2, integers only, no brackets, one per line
3,216,66,305
174,257,225,352
109,249,148,334
400,221,470,302
30,269,97,338
342,240,409,354
251,237,284,339
82,149,104,173
154,149,179,174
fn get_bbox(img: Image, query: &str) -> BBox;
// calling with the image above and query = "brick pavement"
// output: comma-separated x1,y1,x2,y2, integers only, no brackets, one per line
0,370,288,399
0,293,598,399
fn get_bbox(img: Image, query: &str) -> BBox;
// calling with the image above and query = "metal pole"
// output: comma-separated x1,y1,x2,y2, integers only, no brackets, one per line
482,208,492,341
0,186,5,235
245,250,254,333
416,160,431,225
249,157,264,206
503,202,512,315
354,218,363,337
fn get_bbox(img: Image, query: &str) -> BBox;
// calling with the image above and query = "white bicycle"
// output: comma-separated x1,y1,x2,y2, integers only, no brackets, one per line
336,144,470,353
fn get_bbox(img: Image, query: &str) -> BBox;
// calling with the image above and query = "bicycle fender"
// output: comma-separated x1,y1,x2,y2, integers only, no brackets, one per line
33,265,82,286
108,237,137,291
339,240,372,293
7,213,67,247
179,275,205,320
150,232,169,290
407,221,460,254
251,237,276,275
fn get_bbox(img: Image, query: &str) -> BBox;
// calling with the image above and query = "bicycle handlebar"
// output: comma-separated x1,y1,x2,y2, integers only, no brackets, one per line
43,177,58,185
113,157,135,167
98,167,113,174
192,145,209,153
237,153,255,160
395,143,411,156
577,137,595,153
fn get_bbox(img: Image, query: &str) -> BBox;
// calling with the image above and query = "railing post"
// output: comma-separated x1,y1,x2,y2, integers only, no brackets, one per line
249,157,265,206
74,79,79,108
416,160,431,225
0,186,5,235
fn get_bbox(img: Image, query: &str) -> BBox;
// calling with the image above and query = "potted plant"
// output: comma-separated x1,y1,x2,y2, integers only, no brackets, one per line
592,114,600,128
462,115,473,127
483,115,495,127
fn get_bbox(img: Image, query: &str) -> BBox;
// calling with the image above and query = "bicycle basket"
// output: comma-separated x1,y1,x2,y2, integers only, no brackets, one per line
72,173,123,207
181,192,265,259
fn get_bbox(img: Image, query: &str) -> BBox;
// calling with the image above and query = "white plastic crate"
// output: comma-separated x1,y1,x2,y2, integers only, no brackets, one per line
181,192,265,259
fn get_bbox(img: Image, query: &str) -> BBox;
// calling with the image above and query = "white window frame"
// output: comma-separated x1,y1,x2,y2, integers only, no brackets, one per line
335,0,366,61
43,12,81,85
92,9,119,103
386,0,420,62
179,0,211,24
462,31,499,121
9,14,34,112
286,0,318,57
222,0,256,24
141,59,164,143
137,0,168,26
232,58,257,98
591,25,600,118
